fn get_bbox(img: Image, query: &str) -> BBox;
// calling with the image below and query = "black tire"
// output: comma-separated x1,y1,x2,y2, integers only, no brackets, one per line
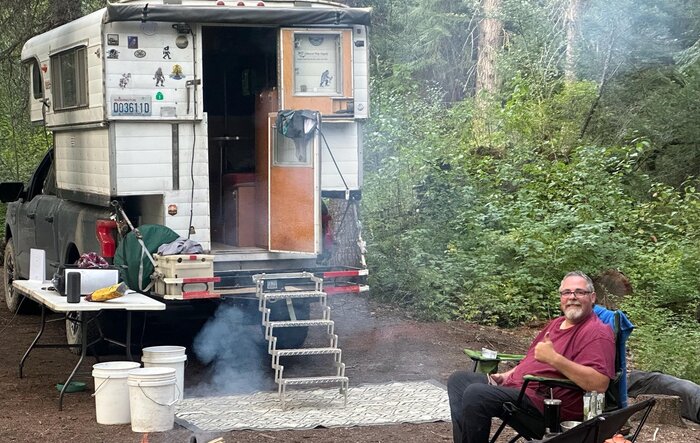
66,311,104,355
3,239,34,313
265,300,311,349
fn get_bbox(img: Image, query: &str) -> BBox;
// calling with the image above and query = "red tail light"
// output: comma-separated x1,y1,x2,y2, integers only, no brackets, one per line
96,219,118,258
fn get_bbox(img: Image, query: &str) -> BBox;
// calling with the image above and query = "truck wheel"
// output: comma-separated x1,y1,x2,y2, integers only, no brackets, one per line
3,239,32,313
66,312,103,355
266,300,311,349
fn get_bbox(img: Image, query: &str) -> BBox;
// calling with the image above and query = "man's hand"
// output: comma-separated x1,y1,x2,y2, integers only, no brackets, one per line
534,332,559,365
534,332,611,393
490,366,517,385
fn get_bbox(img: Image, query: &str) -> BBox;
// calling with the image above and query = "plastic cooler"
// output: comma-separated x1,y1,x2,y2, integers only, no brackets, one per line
153,254,218,299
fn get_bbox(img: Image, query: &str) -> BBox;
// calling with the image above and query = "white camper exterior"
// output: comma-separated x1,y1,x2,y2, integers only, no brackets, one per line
21,0,369,263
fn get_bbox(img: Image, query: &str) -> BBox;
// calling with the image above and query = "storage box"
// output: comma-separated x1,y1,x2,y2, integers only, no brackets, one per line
153,254,214,279
153,255,219,299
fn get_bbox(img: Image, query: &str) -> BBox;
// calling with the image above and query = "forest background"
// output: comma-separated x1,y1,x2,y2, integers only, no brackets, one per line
0,0,699,384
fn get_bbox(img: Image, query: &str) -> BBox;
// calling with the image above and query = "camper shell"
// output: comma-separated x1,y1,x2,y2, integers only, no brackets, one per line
18,0,370,295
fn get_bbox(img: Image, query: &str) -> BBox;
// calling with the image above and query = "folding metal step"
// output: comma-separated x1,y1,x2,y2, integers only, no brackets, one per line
268,319,335,328
253,271,348,409
279,376,349,410
273,347,342,357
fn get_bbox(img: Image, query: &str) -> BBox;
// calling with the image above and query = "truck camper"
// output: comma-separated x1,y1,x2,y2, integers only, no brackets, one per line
2,0,370,349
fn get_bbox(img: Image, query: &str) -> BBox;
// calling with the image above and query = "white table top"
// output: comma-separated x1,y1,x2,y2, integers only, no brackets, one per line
13,280,166,312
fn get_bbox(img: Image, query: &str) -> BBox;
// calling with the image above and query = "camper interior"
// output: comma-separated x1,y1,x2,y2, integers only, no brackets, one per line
203,26,277,251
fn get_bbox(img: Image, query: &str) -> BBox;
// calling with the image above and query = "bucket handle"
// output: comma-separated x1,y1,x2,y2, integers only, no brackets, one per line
91,375,111,397
138,382,181,407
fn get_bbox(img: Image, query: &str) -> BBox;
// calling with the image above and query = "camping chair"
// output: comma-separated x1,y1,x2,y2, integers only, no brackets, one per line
527,397,656,443
463,349,524,374
489,308,633,443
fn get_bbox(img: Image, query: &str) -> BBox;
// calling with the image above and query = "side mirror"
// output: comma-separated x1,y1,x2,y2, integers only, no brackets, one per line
0,182,25,203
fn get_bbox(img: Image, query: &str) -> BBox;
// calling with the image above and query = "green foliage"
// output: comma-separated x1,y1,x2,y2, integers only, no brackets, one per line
362,0,700,380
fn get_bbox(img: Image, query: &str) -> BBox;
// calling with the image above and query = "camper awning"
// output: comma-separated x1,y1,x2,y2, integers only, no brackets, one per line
104,4,371,27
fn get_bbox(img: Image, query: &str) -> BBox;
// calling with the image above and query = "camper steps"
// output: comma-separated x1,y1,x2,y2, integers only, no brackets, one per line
279,376,349,409
273,347,342,357
254,272,348,410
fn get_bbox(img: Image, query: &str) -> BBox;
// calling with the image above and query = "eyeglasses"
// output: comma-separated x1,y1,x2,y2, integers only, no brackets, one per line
559,289,592,298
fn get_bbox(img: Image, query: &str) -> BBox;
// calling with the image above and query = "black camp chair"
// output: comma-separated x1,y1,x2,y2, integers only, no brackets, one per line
489,309,629,443
527,397,656,443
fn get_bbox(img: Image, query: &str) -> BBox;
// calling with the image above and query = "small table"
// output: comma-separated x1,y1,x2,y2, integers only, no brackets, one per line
12,280,166,410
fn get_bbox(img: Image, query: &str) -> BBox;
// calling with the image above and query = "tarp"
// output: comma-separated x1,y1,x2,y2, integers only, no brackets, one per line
114,224,180,293
104,4,371,26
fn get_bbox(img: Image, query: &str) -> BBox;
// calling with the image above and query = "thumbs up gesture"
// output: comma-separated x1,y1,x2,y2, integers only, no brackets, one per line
534,332,558,364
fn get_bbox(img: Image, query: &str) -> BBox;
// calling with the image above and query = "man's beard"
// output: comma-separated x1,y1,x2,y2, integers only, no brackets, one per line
564,304,585,322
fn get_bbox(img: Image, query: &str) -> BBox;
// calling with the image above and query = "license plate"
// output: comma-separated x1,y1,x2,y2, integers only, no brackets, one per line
111,95,152,116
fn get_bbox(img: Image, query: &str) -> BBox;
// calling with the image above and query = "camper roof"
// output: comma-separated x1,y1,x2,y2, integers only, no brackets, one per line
104,1,371,26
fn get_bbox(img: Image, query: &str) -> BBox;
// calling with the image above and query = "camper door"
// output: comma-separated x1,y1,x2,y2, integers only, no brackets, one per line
267,112,320,254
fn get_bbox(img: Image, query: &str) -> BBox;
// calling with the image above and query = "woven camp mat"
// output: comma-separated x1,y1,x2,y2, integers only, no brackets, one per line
175,380,451,432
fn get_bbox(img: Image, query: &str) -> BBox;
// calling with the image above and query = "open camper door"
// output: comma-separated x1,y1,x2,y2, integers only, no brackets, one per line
267,111,321,254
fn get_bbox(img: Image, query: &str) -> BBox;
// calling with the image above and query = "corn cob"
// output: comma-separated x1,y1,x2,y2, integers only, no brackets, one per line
86,282,127,302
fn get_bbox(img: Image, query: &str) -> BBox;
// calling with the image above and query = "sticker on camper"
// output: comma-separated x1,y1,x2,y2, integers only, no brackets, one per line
154,68,165,87
119,73,131,89
163,46,171,59
175,35,188,49
134,50,146,58
112,95,152,117
128,36,139,49
107,34,119,46
106,49,120,59
170,65,185,80
141,22,158,36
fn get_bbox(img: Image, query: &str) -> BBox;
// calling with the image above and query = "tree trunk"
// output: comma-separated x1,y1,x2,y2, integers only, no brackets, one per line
475,0,502,96
565,0,583,82
634,394,685,427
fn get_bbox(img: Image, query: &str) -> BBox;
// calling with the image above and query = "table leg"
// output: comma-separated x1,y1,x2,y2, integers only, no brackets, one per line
19,304,47,378
58,313,88,411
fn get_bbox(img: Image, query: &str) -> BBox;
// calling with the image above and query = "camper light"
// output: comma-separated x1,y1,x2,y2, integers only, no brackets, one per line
237,1,245,5
257,1,265,5
217,0,225,4
168,204,178,216
172,23,191,34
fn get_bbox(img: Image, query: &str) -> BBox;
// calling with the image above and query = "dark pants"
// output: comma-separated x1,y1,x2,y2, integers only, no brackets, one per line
447,370,541,443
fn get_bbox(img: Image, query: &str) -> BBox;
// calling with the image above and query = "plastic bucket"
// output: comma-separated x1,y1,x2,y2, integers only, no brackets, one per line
127,367,178,432
91,361,142,425
141,346,187,403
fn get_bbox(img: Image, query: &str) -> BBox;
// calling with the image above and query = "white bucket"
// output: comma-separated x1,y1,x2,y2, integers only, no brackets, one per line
127,367,178,433
91,361,142,425
141,345,187,403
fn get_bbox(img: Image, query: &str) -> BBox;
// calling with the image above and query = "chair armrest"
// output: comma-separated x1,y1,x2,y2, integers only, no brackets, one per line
463,349,525,361
522,374,580,389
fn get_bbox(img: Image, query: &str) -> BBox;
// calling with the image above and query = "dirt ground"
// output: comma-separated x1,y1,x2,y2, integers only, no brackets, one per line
1,269,699,443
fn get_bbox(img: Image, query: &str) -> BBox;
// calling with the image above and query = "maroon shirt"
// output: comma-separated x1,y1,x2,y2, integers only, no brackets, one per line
502,313,615,420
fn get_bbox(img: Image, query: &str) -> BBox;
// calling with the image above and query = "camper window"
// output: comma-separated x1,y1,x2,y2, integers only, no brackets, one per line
51,46,88,110
31,61,42,99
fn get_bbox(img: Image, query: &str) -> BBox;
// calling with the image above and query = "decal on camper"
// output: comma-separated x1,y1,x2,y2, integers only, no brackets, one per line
170,65,184,80
154,68,165,87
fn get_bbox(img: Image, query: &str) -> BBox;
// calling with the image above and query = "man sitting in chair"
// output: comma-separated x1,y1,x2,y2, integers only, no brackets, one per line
447,271,616,443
